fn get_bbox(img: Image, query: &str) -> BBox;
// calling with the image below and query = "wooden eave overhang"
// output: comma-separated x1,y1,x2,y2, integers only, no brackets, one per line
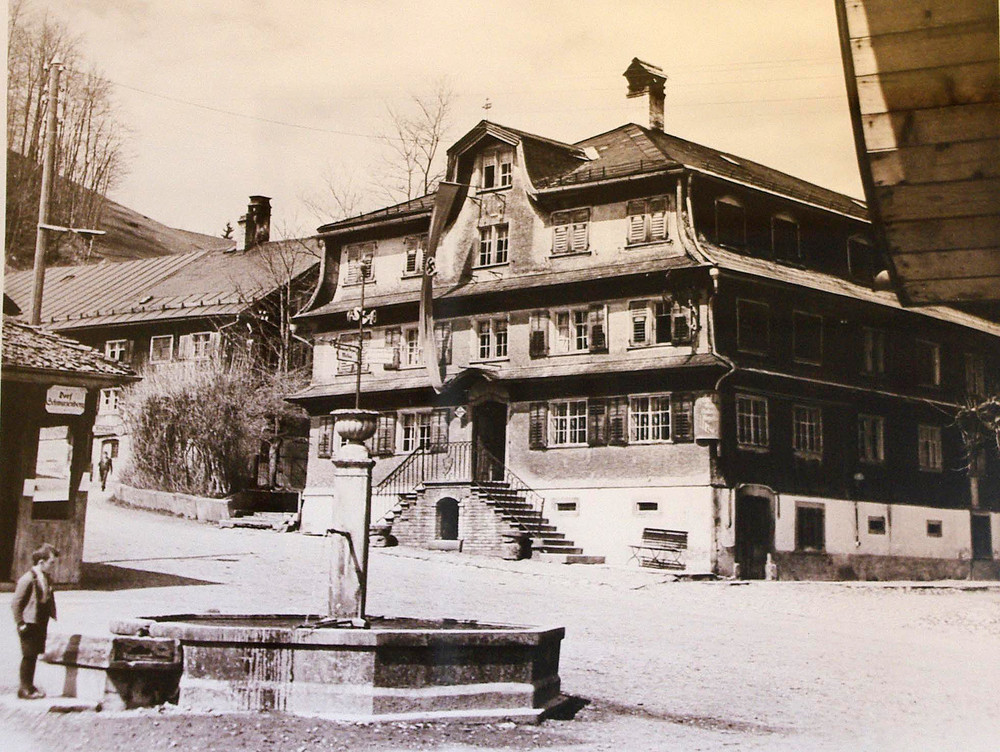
2,365,138,388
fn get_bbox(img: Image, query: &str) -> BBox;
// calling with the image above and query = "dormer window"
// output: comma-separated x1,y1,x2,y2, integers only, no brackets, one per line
626,197,668,245
772,213,800,262
848,236,873,284
480,147,514,190
552,208,590,256
403,234,427,276
715,196,745,247
344,241,375,285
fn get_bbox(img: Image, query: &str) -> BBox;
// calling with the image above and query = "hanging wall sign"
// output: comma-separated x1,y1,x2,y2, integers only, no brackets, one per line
694,394,721,441
45,385,87,415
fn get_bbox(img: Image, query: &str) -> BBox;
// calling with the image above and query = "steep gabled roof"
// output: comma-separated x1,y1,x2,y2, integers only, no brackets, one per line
3,239,320,331
2,318,137,381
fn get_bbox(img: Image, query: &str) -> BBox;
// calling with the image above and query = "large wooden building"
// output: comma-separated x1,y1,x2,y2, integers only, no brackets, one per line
291,60,1000,579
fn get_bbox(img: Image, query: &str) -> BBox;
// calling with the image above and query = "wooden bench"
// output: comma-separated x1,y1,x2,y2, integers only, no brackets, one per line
629,528,688,570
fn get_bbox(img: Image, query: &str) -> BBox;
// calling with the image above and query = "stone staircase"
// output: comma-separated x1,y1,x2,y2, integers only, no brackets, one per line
382,481,603,564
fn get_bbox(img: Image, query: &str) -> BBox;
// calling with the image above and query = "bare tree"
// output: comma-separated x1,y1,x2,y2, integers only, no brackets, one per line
300,162,368,225
376,80,454,203
5,0,129,268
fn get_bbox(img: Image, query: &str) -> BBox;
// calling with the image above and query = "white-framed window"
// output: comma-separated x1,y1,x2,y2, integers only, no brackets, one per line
401,412,433,453
965,352,986,398
915,340,941,386
736,394,769,450
477,224,509,267
626,197,668,245
480,147,514,190
792,311,823,365
104,339,129,362
715,196,745,247
862,327,885,375
858,414,885,464
552,209,590,256
918,424,943,472
149,335,174,364
736,299,769,354
344,241,375,285
792,404,823,460
629,394,672,443
771,213,800,261
99,387,121,414
629,298,694,346
403,234,427,276
403,326,421,367
549,399,588,446
554,308,590,353
474,317,508,361
190,332,213,360
796,503,825,552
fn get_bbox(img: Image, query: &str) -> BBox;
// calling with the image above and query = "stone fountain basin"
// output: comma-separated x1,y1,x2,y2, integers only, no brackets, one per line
110,614,565,723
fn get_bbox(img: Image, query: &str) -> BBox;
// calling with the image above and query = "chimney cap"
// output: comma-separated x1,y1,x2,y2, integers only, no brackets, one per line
624,58,666,95
249,195,272,203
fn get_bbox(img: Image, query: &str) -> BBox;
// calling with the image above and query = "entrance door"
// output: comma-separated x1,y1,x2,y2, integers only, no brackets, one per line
472,401,507,482
972,515,993,560
735,495,773,579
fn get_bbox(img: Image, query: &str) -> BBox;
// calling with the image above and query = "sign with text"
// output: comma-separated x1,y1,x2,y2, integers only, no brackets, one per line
45,385,87,415
694,394,720,441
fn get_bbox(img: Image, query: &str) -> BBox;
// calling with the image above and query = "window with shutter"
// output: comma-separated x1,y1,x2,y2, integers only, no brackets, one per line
430,408,450,452
529,402,548,449
648,198,667,240
589,305,607,353
434,322,452,365
404,235,425,276
630,301,649,346
608,397,629,446
671,300,693,344
552,208,590,255
588,398,608,446
626,200,646,245
317,417,335,458
345,242,375,285
383,328,401,370
571,209,589,252
529,312,549,358
672,394,694,442
375,413,397,457
626,197,669,245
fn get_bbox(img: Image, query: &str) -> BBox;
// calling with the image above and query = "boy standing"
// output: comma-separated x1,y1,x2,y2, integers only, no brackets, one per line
11,543,59,699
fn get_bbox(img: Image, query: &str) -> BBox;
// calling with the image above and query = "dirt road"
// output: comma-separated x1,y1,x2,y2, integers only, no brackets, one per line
2,493,998,750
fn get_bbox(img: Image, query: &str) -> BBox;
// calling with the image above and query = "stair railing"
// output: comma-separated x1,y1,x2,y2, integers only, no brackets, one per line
372,441,474,523
473,441,548,527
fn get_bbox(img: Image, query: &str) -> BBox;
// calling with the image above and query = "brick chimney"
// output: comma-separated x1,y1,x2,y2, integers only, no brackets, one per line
240,195,272,250
623,58,666,131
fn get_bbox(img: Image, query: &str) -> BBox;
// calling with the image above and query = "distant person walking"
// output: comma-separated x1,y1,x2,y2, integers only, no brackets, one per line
11,543,59,700
98,450,113,491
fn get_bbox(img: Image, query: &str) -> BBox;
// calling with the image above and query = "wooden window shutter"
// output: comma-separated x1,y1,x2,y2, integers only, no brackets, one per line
648,197,667,240
435,322,452,365
608,397,629,446
345,246,360,284
571,209,590,251
588,398,608,447
588,305,607,353
529,311,549,358
123,339,134,363
529,402,548,450
384,328,401,370
375,413,397,457
629,300,648,345
671,301,693,344
626,199,646,244
404,236,420,274
552,217,569,255
672,394,694,442
430,408,450,452
177,334,193,360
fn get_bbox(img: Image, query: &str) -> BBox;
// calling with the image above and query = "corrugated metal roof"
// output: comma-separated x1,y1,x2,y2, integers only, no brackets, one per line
3,239,320,331
2,318,137,380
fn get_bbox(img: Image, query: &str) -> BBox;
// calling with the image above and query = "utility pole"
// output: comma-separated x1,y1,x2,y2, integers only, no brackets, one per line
30,56,63,325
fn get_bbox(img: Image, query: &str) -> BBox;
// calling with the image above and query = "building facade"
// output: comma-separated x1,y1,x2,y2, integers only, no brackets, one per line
291,61,1000,579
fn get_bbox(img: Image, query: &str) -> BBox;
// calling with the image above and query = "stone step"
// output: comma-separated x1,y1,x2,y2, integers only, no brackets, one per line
534,546,584,557
535,552,602,564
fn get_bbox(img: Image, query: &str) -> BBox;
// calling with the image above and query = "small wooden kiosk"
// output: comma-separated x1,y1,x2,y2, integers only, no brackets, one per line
1,312,136,585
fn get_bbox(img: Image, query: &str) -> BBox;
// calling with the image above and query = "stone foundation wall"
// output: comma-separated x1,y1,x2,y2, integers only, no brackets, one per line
772,551,991,581
111,485,230,523
390,485,521,558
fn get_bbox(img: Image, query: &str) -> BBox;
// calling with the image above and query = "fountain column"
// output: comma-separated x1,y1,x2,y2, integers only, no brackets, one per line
328,409,379,622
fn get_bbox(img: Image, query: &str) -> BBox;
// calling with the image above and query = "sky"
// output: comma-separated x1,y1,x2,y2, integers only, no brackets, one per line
19,0,864,239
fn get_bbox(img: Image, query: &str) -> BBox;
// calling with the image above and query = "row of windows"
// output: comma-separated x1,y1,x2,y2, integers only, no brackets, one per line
735,299,988,396
340,195,674,285
795,504,947,552
714,196,874,283
317,409,450,458
528,394,696,449
329,297,696,375
104,332,217,365
735,394,945,471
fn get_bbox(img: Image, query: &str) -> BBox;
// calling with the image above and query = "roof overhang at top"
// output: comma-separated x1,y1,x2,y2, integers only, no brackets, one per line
836,0,1000,305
